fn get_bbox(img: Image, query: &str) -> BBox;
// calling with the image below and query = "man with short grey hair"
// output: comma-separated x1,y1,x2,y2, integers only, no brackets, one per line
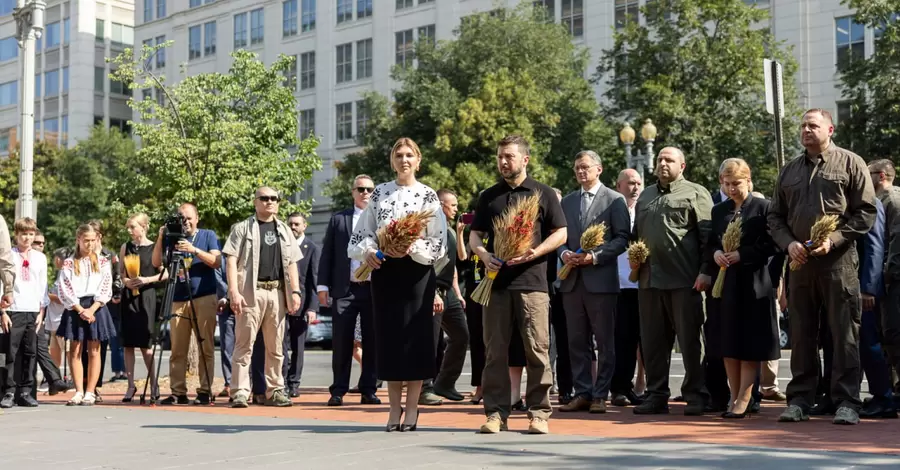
870,159,900,395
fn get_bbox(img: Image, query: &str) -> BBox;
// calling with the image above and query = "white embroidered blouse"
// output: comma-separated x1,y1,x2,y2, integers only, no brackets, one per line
58,256,113,310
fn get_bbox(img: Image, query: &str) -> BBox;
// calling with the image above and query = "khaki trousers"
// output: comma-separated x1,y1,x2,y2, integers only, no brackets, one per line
232,287,287,399
482,289,552,421
760,359,781,393
169,294,218,396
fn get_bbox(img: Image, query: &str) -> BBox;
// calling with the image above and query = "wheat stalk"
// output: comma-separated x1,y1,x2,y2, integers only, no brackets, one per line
789,214,840,271
627,240,650,283
124,254,142,296
353,209,435,281
711,217,743,298
558,223,607,280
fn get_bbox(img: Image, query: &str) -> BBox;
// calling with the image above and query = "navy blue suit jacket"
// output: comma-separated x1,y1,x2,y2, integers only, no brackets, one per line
318,208,355,300
298,238,321,314
858,197,885,299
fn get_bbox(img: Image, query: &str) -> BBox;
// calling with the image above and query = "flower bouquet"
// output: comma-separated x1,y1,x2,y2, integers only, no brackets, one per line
711,217,742,299
469,193,542,307
789,214,839,271
627,240,650,283
124,254,142,296
557,223,607,280
353,209,435,281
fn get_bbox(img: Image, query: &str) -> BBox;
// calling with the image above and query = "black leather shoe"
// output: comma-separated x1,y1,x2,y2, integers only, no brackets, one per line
684,402,706,416
433,385,465,402
16,394,39,407
348,387,361,394
672,395,685,402
749,397,761,414
809,401,836,416
859,398,898,419
289,387,301,398
361,394,382,405
512,399,527,411
611,394,629,407
327,395,343,406
160,395,189,405
193,393,212,405
624,390,644,406
49,380,74,396
705,402,728,413
558,392,573,406
633,400,669,415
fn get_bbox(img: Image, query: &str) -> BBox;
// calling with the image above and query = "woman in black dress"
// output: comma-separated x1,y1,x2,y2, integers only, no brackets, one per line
349,137,446,432
705,158,780,418
119,213,167,402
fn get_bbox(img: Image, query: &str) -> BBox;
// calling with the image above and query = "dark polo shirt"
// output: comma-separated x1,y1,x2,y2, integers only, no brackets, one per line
472,176,566,292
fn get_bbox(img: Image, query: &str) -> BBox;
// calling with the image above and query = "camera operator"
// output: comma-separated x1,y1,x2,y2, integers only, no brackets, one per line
152,203,222,405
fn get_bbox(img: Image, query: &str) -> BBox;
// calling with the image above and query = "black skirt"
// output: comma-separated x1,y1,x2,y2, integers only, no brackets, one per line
120,286,158,349
371,255,437,381
708,268,780,362
57,296,117,343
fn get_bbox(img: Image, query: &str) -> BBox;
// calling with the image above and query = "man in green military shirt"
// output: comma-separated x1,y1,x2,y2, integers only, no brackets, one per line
869,159,900,391
631,147,713,416
769,109,876,426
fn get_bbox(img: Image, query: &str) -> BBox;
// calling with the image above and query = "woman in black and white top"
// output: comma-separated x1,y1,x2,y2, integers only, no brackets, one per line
57,224,115,406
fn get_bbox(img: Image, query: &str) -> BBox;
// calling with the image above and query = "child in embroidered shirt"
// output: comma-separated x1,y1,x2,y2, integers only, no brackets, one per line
56,224,116,406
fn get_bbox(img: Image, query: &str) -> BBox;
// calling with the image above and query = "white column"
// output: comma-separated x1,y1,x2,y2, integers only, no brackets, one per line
14,0,46,220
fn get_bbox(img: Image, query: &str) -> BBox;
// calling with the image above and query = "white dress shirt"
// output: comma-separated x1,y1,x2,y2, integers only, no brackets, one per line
617,203,639,289
9,247,50,312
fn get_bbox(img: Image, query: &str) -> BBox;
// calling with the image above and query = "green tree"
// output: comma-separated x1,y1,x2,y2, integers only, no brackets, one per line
327,6,617,210
837,0,899,160
109,47,321,235
0,141,65,221
596,0,802,195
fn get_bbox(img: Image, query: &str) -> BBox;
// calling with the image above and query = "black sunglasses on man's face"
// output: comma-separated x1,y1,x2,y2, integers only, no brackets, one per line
355,187,374,194
257,195,280,202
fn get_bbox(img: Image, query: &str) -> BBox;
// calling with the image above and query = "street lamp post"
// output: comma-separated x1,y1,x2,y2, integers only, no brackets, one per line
13,0,45,220
620,119,658,177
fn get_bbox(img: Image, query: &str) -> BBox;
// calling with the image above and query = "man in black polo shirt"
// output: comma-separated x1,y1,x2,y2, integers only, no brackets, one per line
469,135,567,435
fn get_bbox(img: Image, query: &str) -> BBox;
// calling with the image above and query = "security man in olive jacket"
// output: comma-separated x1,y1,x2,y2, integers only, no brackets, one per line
631,147,713,416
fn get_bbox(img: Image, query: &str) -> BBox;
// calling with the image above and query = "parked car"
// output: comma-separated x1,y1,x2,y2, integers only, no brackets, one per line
306,305,333,350
780,309,791,350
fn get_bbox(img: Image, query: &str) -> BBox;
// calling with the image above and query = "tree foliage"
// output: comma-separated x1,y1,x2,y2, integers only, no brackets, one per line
327,6,618,210
109,47,321,235
596,0,802,195
837,0,900,160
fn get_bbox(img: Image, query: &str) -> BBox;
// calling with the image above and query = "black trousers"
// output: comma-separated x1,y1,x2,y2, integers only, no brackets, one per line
550,291,573,395
1,311,38,396
330,283,377,396
881,281,900,386
285,314,308,388
425,288,470,392
465,294,485,387
703,295,730,407
30,330,63,399
611,289,641,395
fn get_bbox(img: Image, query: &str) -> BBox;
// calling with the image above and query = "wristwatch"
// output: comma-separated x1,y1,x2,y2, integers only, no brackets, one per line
292,290,303,297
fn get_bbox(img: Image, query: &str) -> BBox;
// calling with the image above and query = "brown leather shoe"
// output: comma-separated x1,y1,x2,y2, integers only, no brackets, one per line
589,399,607,414
559,395,592,412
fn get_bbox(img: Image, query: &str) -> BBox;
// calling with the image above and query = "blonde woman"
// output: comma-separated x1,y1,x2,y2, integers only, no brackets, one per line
57,224,115,406
120,213,167,402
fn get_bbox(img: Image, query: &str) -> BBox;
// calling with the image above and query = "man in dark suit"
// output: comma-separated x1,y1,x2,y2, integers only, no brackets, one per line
317,175,381,406
557,151,631,414
283,213,321,397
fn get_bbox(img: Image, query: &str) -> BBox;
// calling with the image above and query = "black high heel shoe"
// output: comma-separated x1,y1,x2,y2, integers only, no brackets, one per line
400,409,419,432
122,386,137,403
723,400,752,419
386,407,404,432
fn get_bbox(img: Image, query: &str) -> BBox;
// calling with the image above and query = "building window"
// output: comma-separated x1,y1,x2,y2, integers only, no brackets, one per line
283,0,298,37
250,8,264,45
62,115,68,146
144,0,153,22
96,19,104,41
419,0,434,4
356,100,369,142
189,25,202,59
300,108,315,138
337,0,352,24
94,67,105,92
204,21,217,56
110,75,129,95
836,101,851,125
0,0,14,16
533,0,554,21
336,43,352,83
300,51,315,89
0,37,17,62
157,0,166,19
35,74,41,98
190,0,201,7
395,29,414,68
336,102,353,142
563,0,584,36
142,38,154,67
357,0,372,18
64,18,70,44
156,36,166,68
356,39,372,79
615,0,638,29
396,0,413,9
285,55,297,90
302,0,316,31
45,69,59,97
142,88,153,102
234,13,247,49
45,21,61,48
62,67,68,93
418,24,435,46
835,17,865,71
111,23,134,47
0,80,16,106
156,89,166,108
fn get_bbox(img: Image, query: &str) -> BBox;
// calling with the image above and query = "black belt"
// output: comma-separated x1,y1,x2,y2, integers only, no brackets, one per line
351,280,370,286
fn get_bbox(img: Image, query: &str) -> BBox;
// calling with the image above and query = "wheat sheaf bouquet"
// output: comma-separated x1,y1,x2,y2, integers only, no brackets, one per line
469,193,542,307
557,223,607,280
711,217,743,299
124,254,142,296
353,209,435,281
627,240,650,283
789,214,840,271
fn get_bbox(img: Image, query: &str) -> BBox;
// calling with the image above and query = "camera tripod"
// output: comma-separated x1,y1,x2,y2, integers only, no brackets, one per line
140,248,214,406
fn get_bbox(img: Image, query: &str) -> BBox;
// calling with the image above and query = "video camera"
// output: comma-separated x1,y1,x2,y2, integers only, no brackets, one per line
163,212,189,251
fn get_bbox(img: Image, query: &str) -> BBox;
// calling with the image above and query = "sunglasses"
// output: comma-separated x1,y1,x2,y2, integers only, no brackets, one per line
355,187,374,194
33,241,45,245
257,195,280,202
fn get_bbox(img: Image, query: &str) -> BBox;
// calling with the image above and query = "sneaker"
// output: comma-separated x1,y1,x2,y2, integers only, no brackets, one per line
833,406,860,425
193,393,212,405
16,394,39,407
81,392,96,406
527,417,550,434
160,395,189,405
67,392,84,406
0,393,14,408
266,390,293,407
777,404,809,422
479,415,508,434
418,391,443,406
763,391,787,402
231,394,249,408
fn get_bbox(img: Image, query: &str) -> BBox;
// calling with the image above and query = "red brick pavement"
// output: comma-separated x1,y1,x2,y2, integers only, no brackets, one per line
44,389,900,455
